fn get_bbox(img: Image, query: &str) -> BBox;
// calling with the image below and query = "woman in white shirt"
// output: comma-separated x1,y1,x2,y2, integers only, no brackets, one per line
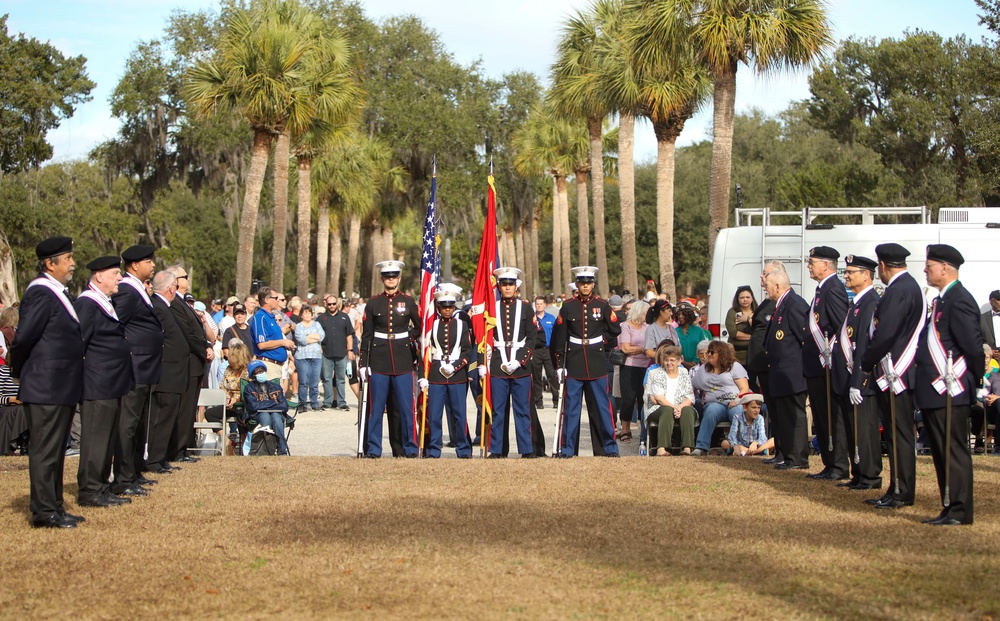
644,345,697,456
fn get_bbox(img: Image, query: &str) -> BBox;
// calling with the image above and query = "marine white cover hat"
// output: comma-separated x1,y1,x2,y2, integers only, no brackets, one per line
571,266,598,280
437,282,463,295
434,289,459,303
375,260,405,274
493,267,522,280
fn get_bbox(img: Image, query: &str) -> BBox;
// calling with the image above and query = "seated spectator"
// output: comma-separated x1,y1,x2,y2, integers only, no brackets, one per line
243,360,290,455
973,345,1000,453
0,361,28,455
689,341,750,455
221,339,251,454
644,345,698,456
722,393,774,456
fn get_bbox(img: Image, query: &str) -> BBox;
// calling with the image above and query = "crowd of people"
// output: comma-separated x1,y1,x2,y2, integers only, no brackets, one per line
0,234,990,529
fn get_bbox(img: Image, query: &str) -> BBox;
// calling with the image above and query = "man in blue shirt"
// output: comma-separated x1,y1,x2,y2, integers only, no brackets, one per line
531,295,559,410
249,286,295,381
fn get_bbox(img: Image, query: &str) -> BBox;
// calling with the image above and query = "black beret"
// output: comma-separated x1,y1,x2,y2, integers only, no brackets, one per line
927,244,964,268
808,246,840,261
844,254,878,271
86,256,121,272
121,244,155,263
875,243,910,264
36,236,73,260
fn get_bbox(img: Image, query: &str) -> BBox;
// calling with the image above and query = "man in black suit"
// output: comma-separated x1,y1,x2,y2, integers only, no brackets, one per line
979,290,1000,359
914,244,985,526
9,237,85,528
803,246,850,481
751,261,784,464
167,265,209,464
76,256,135,508
831,255,882,491
111,244,163,494
762,269,811,470
860,243,925,510
147,271,189,474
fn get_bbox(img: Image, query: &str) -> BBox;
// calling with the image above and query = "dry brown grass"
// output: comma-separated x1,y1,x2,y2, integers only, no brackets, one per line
1,454,998,620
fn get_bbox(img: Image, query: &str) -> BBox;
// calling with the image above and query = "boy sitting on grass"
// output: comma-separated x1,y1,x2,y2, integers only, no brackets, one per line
721,393,773,457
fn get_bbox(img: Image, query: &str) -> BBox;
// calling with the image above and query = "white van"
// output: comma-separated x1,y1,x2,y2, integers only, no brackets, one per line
705,206,1000,341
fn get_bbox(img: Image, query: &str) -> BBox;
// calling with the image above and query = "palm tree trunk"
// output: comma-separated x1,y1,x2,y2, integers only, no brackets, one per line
514,222,526,277
655,135,679,302
346,214,361,297
575,170,590,269
708,64,737,258
588,115,609,296
369,224,382,296
531,209,540,295
551,176,561,293
296,156,312,299
619,111,638,296
383,225,393,260
519,224,532,297
315,195,329,297
329,225,341,296
271,131,290,292
235,130,274,298
557,174,572,288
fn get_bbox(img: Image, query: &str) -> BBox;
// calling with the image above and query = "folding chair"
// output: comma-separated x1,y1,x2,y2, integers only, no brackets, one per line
191,388,228,457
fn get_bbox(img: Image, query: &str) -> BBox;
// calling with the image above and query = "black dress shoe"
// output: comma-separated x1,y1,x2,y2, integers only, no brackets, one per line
457,455,472,459
837,478,861,488
762,457,780,465
102,494,131,506
775,463,808,470
136,476,158,486
145,465,174,474
363,454,379,459
874,497,913,509
864,493,892,505
828,473,850,481
164,463,182,471
926,516,964,526
848,482,880,490
920,513,948,524
519,453,539,459
486,453,505,459
113,485,148,496
606,453,621,458
78,496,115,508
806,469,831,479
60,511,86,523
175,456,199,463
32,514,77,529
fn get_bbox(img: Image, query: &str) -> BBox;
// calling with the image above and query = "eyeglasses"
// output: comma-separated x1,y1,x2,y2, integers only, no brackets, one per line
267,295,279,300
707,351,719,356
177,274,189,280
277,298,286,302
326,303,337,307
843,269,866,275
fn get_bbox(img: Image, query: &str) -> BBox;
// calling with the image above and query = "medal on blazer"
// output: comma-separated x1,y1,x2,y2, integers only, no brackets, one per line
765,314,772,321
847,326,854,338
591,307,602,320
396,302,406,314
775,330,785,341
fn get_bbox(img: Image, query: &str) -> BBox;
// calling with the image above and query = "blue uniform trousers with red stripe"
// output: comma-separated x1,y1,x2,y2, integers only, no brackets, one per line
560,376,618,457
489,375,533,455
366,372,416,457
426,383,471,458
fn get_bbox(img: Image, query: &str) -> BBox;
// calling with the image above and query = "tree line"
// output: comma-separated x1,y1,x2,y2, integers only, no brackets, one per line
1,0,999,303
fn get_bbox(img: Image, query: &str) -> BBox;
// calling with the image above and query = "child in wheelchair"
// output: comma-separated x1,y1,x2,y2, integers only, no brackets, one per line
243,360,291,455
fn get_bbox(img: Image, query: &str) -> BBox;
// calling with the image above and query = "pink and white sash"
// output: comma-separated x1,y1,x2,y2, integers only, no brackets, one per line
26,275,78,323
78,284,119,321
926,298,967,396
121,273,153,307
874,299,926,395
808,293,832,368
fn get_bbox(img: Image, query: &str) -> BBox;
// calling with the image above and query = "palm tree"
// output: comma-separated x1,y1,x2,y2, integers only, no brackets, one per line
184,0,362,297
638,0,832,256
272,131,291,291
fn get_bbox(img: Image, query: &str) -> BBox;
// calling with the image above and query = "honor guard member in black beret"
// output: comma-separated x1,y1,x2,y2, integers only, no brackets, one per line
112,245,163,492
551,266,621,457
360,260,421,458
831,255,883,491
860,243,924,510
416,286,474,458
484,267,538,458
10,237,85,528
76,257,135,508
762,268,811,469
803,246,850,481
914,244,984,525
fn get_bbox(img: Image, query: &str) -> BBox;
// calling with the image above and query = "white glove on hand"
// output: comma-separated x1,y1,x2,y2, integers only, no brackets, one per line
849,388,863,405
359,367,371,382
557,368,567,383
440,363,455,377
502,360,520,374
478,366,488,378
417,378,429,390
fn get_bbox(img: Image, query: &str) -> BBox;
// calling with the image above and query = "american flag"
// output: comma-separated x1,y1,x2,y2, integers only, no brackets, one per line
418,173,439,384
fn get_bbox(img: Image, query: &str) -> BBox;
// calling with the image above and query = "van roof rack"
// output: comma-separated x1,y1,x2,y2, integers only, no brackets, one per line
735,206,928,227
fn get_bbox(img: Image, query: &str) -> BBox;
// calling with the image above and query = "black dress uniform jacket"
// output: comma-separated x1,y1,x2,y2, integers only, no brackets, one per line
551,294,621,380
803,275,849,378
427,313,475,384
746,298,776,374
914,281,985,409
831,288,879,397
170,296,207,377
152,294,189,394
112,274,163,386
860,271,925,386
360,291,420,375
76,294,134,401
484,297,536,379
763,290,810,397
9,278,84,406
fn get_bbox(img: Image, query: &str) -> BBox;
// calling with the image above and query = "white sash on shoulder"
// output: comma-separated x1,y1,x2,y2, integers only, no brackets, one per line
26,275,78,323
79,284,119,321
494,299,523,367
432,316,464,363
121,273,153,307
927,298,967,396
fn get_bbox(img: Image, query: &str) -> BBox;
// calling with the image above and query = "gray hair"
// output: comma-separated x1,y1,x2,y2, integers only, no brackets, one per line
151,270,176,293
766,270,791,289
626,300,649,324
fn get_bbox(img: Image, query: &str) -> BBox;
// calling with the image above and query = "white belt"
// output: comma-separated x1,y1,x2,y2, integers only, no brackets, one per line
373,331,405,341
570,336,603,345
494,339,526,348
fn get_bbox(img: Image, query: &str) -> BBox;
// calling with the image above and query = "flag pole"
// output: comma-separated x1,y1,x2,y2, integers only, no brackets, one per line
417,157,438,457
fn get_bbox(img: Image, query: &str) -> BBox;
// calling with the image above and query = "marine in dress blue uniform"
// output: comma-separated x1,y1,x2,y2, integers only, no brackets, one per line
830,255,882,490
803,246,850,480
112,245,163,493
360,260,421,457
551,266,621,458
9,237,85,528
417,286,474,458
859,243,924,509
485,268,538,458
913,244,984,525
75,256,135,508
762,270,811,469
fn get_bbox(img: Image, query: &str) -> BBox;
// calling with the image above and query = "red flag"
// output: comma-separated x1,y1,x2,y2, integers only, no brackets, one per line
469,173,500,447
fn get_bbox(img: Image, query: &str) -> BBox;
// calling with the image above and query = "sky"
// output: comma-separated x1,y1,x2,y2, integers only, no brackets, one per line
4,0,994,164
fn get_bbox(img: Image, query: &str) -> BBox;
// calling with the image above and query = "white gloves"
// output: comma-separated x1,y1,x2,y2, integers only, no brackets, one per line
557,368,567,383
440,363,455,377
849,388,863,405
417,378,429,390
501,360,521,374
478,366,488,378
359,367,371,382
